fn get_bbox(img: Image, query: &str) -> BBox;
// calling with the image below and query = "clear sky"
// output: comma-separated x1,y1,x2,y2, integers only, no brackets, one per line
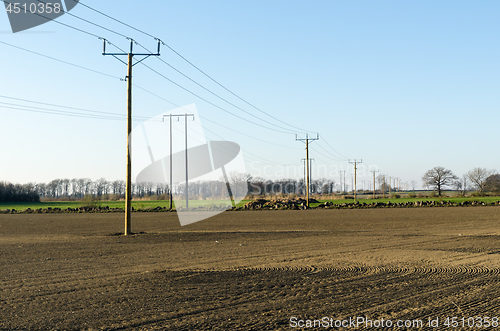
1,0,499,190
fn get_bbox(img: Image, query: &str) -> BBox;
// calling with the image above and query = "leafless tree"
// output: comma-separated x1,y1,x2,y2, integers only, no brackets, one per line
422,166,458,197
61,179,70,197
467,167,496,193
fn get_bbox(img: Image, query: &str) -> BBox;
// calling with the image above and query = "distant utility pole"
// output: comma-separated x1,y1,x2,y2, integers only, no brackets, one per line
162,113,194,210
349,159,362,202
296,134,319,207
382,175,386,199
102,38,160,236
343,171,346,193
371,170,379,199
301,158,314,196
339,171,344,193
180,114,194,208
389,176,392,197
302,158,306,195
309,158,315,194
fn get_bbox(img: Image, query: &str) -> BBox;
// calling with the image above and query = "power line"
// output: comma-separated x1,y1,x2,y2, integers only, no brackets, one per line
310,146,346,163
0,103,124,120
0,22,350,171
139,62,294,134
135,41,298,134
1,0,103,40
0,41,120,80
35,0,130,40
0,39,304,153
69,0,157,39
321,138,349,160
133,81,304,151
5,1,344,153
0,95,124,118
200,125,295,166
198,116,302,150
65,0,313,133
313,143,347,161
0,47,344,170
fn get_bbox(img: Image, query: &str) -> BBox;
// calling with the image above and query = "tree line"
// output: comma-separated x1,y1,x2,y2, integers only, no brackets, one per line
2,167,498,203
0,182,40,203
4,175,339,201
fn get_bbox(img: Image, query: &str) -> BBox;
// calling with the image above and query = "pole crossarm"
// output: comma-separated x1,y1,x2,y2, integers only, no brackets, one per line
163,114,195,120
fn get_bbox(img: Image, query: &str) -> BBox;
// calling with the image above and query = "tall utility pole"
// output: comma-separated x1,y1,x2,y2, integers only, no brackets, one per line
296,134,319,207
103,39,160,236
389,176,392,197
349,159,362,202
371,170,379,199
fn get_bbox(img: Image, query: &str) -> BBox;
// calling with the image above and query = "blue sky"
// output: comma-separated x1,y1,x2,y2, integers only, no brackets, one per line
1,0,499,190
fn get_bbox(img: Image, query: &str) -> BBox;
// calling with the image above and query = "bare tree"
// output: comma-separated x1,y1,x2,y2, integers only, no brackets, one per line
462,174,468,195
410,180,417,191
467,168,496,193
61,179,70,197
422,166,458,197
376,175,387,194
94,178,109,197
453,179,463,191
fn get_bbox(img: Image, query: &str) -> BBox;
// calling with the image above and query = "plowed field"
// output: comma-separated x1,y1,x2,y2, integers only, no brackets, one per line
2,207,500,330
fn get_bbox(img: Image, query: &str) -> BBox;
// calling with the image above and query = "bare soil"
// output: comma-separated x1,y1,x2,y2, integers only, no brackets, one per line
2,207,500,330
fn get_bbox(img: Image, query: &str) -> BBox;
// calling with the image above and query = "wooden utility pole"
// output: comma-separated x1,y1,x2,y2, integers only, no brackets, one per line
371,170,379,199
303,158,306,195
103,39,160,235
306,140,309,204
349,160,362,202
125,53,132,235
162,114,174,210
296,134,319,207
163,114,194,209
302,158,314,197
383,175,386,199
343,171,346,193
169,115,173,209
